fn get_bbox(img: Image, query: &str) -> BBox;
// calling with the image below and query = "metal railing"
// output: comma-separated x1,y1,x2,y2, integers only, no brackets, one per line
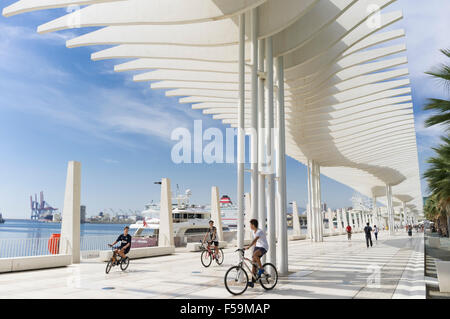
0,237,61,258
80,235,116,259
0,235,117,259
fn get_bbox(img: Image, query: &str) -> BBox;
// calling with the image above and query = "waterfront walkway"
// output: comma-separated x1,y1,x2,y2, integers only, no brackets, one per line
0,232,425,299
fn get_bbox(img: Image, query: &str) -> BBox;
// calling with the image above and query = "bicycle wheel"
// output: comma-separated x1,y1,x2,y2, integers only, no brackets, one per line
215,248,224,265
120,257,130,271
259,263,278,290
105,260,113,274
201,250,212,267
224,266,248,295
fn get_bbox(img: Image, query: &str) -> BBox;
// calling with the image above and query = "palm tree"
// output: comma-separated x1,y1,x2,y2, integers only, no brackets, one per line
424,49,450,129
423,49,450,236
423,135,450,212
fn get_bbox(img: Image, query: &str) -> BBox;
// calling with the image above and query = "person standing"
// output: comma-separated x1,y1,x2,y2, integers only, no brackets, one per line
346,224,352,240
364,222,373,248
373,225,379,241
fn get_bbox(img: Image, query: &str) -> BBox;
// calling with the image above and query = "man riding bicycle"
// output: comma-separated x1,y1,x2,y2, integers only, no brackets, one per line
109,226,132,262
202,220,219,259
244,219,268,287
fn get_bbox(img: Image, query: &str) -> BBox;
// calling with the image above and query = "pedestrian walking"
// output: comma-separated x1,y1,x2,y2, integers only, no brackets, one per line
364,222,373,248
373,225,378,241
346,224,352,240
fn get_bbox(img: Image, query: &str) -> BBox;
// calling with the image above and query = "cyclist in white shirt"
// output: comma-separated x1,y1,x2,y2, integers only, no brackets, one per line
245,219,269,284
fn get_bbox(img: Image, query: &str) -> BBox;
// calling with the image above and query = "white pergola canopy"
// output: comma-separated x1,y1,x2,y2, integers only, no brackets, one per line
3,0,423,214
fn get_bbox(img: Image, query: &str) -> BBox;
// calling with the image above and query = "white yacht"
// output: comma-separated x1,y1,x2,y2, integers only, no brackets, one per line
130,189,235,247
219,195,238,228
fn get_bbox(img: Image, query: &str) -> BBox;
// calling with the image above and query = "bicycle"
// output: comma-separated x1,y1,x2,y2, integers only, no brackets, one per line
105,245,130,274
200,240,224,267
224,248,278,295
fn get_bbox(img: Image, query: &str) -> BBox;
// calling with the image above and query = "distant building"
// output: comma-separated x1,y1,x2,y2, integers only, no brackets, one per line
80,205,86,224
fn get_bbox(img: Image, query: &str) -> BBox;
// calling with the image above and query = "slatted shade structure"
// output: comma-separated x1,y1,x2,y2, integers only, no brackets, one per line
3,0,424,272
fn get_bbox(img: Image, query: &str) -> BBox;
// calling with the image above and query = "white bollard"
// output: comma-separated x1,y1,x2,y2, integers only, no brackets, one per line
158,178,174,247
60,161,81,264
292,201,302,236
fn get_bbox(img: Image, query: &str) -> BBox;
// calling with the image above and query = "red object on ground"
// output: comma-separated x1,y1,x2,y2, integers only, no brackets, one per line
48,233,60,254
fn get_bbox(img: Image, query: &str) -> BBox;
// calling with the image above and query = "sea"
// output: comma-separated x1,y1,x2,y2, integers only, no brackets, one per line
0,219,129,240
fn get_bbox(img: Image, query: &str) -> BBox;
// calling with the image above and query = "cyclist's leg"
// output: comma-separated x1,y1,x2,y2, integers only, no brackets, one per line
252,249,263,276
118,248,126,259
113,249,119,262
214,241,219,256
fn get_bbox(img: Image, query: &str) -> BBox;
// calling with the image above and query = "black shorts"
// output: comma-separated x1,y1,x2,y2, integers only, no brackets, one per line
208,241,219,247
118,246,130,254
254,247,267,256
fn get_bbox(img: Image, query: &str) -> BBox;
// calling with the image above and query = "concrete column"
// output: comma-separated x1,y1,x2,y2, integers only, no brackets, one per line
159,178,174,247
345,209,350,230
265,36,276,266
292,201,301,236
210,186,224,241
317,164,323,241
237,13,245,249
306,161,313,240
244,193,252,240
386,184,394,235
257,38,266,233
337,209,343,234
327,208,334,235
275,55,288,275
402,201,407,227
250,8,259,224
372,197,378,227
60,161,81,263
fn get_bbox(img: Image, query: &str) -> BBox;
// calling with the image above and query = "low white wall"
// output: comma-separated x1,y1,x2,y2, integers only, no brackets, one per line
436,261,450,293
99,246,174,262
0,255,71,273
288,234,306,241
428,237,441,248
186,241,227,252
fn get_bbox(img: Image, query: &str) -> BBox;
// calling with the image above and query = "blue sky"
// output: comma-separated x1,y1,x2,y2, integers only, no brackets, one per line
0,0,449,218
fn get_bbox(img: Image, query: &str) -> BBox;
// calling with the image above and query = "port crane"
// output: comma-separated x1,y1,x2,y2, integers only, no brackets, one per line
30,191,58,221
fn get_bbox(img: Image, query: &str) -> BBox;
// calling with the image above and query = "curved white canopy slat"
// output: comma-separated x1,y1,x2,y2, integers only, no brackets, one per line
1,0,423,212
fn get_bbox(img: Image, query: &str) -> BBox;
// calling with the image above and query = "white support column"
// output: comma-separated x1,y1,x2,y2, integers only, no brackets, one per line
372,197,378,227
237,13,245,249
309,160,323,242
343,210,348,232
337,209,343,234
250,8,259,224
211,186,224,241
159,178,174,247
342,208,349,230
292,201,301,236
317,163,323,241
60,161,81,264
327,208,334,235
275,55,288,275
244,193,252,240
265,36,276,266
402,201,407,227
386,184,394,235
307,160,313,240
257,39,266,234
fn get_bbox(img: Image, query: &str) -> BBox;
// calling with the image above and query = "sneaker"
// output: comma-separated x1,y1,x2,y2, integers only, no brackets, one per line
248,281,254,288
257,268,265,278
